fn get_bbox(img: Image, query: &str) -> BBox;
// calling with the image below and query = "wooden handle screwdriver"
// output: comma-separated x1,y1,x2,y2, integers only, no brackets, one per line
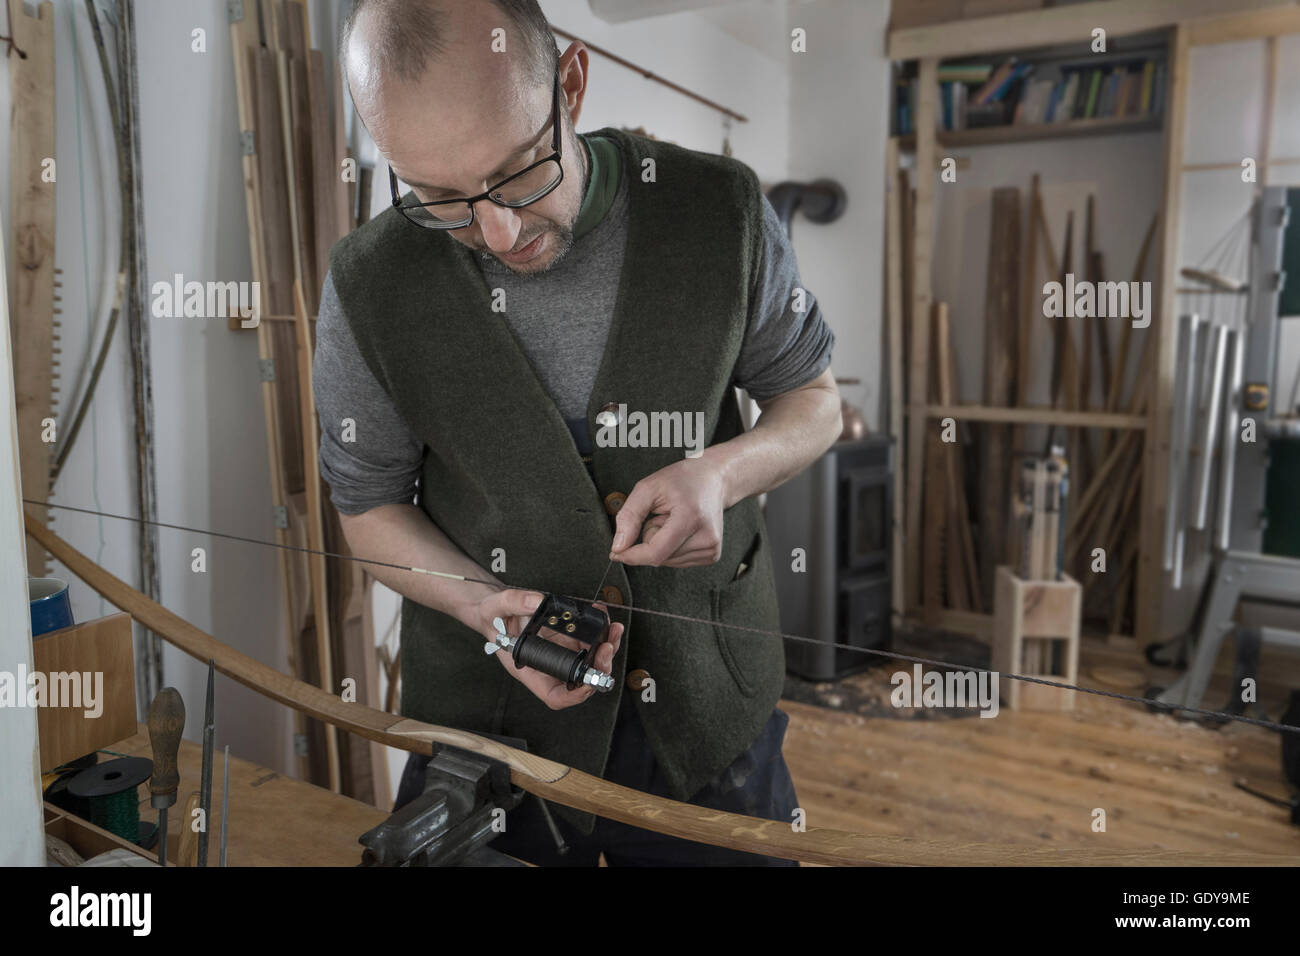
147,687,185,867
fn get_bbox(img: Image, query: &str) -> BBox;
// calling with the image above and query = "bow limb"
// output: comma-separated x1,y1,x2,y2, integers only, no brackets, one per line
25,513,1300,868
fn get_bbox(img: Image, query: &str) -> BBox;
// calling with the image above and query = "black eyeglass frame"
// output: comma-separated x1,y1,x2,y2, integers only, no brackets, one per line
388,68,564,230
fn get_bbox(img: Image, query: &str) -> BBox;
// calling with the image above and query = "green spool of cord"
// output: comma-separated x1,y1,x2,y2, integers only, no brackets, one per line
66,757,154,845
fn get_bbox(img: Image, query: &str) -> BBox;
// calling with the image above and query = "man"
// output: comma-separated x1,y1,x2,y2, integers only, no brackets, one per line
320,0,841,865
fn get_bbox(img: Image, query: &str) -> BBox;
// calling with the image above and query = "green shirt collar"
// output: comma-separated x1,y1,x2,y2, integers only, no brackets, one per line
573,133,622,240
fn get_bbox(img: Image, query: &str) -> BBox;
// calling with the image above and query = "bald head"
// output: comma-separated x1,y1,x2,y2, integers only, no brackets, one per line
341,0,557,88
341,0,591,275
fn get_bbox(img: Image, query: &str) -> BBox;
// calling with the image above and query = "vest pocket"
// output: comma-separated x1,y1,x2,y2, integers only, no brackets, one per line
710,531,783,698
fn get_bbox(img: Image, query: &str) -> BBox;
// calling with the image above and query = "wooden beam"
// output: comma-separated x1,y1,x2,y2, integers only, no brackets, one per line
1257,36,1277,188
229,1,315,784
927,405,1148,429
8,0,55,577
980,188,1020,603
934,302,979,612
898,115,1161,151
293,280,340,794
888,0,1296,60
1185,3,1300,44
884,138,906,622
905,57,938,612
923,303,948,621
1137,23,1190,649
1012,175,1039,459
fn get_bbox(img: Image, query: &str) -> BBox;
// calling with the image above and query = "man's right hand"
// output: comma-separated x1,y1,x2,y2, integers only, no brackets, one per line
465,588,623,711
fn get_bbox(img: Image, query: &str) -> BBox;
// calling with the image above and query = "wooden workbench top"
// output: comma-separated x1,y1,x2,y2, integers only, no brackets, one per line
111,725,388,867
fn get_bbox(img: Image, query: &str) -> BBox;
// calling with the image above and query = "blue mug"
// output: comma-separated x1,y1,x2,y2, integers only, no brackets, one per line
29,577,74,636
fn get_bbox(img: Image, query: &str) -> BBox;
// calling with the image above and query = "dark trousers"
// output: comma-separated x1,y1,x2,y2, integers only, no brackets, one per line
394,692,800,866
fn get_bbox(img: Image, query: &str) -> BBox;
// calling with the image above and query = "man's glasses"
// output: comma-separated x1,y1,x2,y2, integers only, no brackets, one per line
389,69,564,230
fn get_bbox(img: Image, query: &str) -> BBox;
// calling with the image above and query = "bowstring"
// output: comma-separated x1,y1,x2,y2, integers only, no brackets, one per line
25,499,1300,736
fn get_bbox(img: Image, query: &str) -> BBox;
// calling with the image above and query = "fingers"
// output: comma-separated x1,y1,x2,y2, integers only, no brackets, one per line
616,511,694,566
659,547,723,568
611,481,658,554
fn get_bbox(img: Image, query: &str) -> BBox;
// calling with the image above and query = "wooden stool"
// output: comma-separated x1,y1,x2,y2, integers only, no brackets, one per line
992,565,1081,711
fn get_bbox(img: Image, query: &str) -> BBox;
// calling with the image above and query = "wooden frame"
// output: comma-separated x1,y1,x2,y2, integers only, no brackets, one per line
992,566,1082,711
888,0,1295,59
1136,23,1189,649
8,0,55,577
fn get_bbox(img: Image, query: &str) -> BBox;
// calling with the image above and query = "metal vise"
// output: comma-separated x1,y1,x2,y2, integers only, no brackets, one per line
358,742,526,867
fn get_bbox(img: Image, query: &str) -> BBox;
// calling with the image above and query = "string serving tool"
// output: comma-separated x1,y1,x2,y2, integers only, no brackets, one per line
486,596,614,692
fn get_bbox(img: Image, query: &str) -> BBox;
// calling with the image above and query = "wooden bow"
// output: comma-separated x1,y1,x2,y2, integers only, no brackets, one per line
25,514,1297,867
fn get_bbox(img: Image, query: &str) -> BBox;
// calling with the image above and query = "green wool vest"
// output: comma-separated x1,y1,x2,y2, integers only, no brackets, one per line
329,127,784,832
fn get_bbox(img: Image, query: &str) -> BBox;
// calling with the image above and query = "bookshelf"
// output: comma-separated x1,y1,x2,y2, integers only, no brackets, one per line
898,113,1161,150
887,0,1300,649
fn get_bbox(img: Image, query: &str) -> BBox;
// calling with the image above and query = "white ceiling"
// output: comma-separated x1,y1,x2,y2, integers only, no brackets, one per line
588,0,793,63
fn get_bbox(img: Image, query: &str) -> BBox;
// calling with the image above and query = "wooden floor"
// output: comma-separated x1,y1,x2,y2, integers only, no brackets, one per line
781,633,1300,861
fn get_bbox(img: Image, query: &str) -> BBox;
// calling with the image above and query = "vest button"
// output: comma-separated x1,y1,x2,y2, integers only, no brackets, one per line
626,668,651,692
596,402,621,428
604,492,626,515
600,585,623,605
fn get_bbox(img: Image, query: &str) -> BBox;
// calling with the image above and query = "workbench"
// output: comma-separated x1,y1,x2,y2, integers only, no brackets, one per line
108,724,389,866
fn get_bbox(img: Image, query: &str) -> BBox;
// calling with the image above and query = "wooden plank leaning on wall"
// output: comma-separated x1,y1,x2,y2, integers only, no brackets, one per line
8,0,55,577
1137,23,1189,649
905,58,938,615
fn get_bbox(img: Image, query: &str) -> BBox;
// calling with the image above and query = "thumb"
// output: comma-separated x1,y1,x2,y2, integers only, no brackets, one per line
502,589,545,620
612,485,653,554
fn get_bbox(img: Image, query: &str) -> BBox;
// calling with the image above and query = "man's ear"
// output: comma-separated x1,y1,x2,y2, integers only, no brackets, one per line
558,41,590,127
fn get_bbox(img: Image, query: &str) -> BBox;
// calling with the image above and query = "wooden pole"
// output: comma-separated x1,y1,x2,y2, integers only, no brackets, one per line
885,138,906,622
905,58,938,615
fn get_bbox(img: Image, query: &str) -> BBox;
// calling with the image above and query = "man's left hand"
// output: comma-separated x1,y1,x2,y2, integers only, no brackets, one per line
610,456,727,568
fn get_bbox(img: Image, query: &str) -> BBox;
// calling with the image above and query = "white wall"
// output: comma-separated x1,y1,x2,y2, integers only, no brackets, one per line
786,0,891,429
0,225,42,866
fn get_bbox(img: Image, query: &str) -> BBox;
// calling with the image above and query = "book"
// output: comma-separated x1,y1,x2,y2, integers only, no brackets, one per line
1114,71,1133,117
938,64,993,84
1140,60,1155,113
973,58,1017,104
1083,69,1103,118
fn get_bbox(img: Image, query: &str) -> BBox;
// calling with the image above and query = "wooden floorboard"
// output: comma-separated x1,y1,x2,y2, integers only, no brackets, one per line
781,634,1300,860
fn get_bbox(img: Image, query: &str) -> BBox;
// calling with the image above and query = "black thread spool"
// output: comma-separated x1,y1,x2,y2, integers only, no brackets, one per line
512,596,610,689
512,631,589,687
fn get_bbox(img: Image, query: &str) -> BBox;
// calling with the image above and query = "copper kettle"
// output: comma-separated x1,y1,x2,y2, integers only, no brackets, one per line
837,378,867,442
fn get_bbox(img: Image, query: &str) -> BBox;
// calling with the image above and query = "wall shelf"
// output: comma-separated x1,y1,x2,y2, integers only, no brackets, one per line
898,114,1162,151
922,404,1150,430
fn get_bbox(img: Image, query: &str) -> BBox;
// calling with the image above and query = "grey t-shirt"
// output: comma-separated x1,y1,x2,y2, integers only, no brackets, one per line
314,145,834,515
